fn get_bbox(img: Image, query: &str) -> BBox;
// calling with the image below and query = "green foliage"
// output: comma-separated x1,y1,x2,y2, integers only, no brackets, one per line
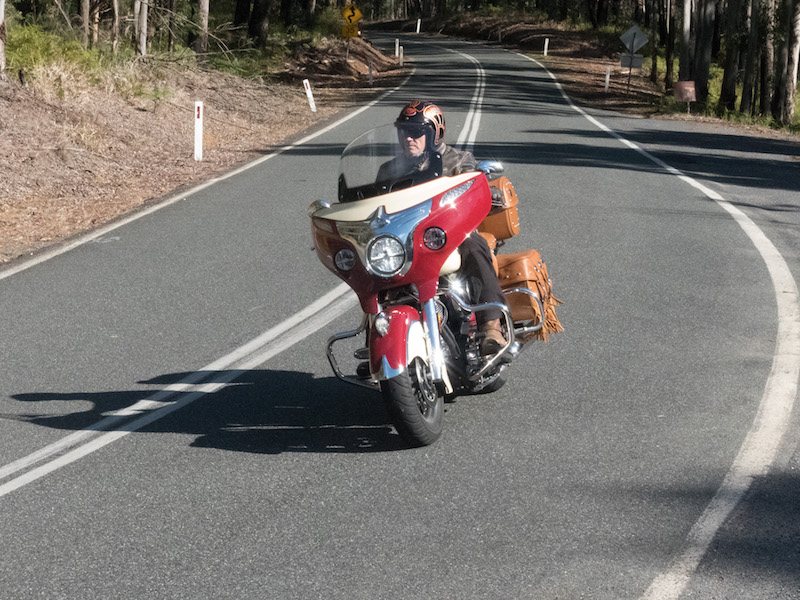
6,24,88,70
315,6,348,38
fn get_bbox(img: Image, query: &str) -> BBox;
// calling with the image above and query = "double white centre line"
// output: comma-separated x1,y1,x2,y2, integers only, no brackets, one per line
0,284,357,497
0,42,491,498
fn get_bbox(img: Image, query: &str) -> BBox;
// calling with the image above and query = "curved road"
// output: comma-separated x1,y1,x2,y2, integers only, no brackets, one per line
1,33,798,599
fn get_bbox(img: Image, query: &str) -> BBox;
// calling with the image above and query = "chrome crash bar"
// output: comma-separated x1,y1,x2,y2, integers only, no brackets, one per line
326,314,379,390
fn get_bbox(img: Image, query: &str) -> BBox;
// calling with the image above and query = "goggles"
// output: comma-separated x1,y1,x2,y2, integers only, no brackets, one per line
396,123,430,139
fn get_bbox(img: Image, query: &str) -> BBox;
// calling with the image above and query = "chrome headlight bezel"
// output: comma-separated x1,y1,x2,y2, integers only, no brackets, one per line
366,234,406,277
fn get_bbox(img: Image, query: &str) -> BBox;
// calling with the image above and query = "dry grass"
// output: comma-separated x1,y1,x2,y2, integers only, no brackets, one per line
0,38,403,265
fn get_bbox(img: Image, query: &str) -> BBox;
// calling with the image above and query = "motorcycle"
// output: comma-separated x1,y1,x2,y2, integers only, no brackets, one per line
309,125,562,447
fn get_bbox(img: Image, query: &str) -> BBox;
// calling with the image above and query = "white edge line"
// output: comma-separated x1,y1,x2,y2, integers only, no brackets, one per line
0,72,414,282
517,53,800,599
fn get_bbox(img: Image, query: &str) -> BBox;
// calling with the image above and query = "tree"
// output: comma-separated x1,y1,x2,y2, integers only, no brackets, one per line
665,0,676,90
694,0,717,101
112,0,120,53
82,0,90,46
197,0,209,54
137,0,148,55
249,0,272,46
760,0,776,115
740,0,760,114
0,0,5,80
679,0,694,80
775,0,800,122
718,0,744,111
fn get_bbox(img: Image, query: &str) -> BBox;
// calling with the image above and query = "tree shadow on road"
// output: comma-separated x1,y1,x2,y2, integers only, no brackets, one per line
10,369,409,453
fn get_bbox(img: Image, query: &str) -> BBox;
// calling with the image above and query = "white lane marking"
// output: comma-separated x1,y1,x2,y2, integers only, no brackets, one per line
0,283,358,497
0,51,493,495
0,72,413,283
0,67,412,486
519,54,800,599
451,49,486,152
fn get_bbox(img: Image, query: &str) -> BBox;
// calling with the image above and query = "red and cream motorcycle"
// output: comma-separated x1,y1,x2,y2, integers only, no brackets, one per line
309,125,562,447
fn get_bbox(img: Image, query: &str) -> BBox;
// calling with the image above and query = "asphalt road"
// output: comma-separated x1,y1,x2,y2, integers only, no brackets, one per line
1,33,799,600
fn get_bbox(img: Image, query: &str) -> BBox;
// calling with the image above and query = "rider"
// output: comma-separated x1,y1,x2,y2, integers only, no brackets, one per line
390,100,508,355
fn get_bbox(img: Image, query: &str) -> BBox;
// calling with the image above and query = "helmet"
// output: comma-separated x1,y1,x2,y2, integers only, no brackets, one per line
395,101,446,147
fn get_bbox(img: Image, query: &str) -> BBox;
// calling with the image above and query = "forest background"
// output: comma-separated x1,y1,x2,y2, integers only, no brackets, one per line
0,0,798,263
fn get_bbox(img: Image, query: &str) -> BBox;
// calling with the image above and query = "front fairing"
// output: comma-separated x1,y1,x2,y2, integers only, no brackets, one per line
312,171,491,314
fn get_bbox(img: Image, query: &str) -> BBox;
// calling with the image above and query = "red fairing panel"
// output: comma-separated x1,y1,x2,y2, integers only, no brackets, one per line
368,306,419,375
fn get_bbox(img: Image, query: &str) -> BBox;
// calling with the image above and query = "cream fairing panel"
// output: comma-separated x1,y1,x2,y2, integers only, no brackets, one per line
316,172,479,222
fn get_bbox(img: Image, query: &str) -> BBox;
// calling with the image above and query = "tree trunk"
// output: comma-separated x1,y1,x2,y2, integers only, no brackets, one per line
197,0,209,55
0,0,6,81
650,0,659,84
694,0,716,101
666,0,676,90
112,0,120,53
82,0,90,46
249,0,272,46
234,0,251,26
92,0,99,47
740,0,759,113
280,0,292,26
718,0,743,111
787,0,800,120
137,0,148,55
760,0,775,114
586,0,599,28
133,0,140,46
679,0,695,80
168,0,176,54
775,0,799,122
304,0,316,26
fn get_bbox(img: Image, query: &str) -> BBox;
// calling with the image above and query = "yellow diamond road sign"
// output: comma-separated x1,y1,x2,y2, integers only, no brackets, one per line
342,5,363,24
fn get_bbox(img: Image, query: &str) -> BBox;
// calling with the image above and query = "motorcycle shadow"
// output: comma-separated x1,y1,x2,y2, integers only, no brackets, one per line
179,369,408,454
11,370,409,454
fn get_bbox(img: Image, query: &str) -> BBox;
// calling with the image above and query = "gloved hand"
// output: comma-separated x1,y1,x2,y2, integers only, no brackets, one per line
490,186,504,205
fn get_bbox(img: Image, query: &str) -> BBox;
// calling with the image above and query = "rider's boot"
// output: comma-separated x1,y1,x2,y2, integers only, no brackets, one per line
480,319,506,356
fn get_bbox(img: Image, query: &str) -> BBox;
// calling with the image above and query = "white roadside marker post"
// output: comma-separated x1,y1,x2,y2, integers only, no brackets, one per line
399,46,404,67
303,79,317,113
416,19,421,33
544,38,549,56
395,38,399,57
605,66,611,92
194,101,203,161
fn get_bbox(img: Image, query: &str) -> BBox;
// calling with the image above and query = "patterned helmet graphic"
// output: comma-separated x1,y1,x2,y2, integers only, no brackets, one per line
395,100,446,146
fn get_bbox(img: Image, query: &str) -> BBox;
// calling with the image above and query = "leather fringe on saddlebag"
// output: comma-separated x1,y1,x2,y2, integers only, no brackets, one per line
496,249,564,342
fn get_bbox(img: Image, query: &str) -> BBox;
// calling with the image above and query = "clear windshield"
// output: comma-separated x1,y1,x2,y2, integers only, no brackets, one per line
337,124,444,203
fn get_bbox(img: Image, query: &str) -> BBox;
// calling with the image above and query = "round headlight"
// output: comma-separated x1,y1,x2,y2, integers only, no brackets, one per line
334,248,356,271
367,235,405,276
423,227,447,250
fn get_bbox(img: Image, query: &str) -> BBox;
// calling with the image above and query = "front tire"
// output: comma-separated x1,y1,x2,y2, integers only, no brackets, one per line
381,358,444,447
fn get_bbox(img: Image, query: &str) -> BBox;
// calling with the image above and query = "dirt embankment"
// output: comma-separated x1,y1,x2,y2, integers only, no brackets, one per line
0,37,405,265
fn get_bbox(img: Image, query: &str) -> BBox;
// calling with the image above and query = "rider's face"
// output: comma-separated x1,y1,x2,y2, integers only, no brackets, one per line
399,126,428,157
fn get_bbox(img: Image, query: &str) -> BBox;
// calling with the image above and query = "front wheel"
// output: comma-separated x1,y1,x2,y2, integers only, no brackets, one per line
381,358,444,447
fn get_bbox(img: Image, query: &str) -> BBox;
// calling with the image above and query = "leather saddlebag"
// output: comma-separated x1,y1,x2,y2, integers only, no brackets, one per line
479,176,520,241
496,249,564,342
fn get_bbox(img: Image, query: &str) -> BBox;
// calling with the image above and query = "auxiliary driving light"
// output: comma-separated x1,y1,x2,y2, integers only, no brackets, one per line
334,248,356,271
423,227,447,250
